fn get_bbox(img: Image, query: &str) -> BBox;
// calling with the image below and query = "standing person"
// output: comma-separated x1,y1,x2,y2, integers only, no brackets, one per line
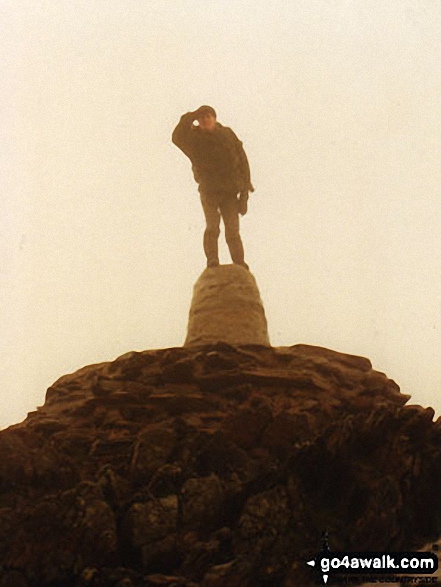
172,105,254,269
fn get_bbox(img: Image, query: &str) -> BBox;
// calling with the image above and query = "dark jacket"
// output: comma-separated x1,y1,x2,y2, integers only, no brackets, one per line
172,112,254,195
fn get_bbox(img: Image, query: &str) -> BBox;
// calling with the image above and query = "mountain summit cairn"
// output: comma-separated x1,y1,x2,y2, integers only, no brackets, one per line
2,264,441,586
184,264,270,347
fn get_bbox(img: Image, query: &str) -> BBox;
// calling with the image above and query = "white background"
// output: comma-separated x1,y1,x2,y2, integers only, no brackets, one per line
2,0,440,429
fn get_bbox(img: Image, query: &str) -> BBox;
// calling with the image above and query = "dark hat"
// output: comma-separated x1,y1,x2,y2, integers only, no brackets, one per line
196,105,216,118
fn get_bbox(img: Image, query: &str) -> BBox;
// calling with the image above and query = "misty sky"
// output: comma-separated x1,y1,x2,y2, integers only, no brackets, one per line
2,0,441,429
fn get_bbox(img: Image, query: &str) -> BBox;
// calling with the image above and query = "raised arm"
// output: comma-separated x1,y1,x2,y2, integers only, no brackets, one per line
172,111,197,160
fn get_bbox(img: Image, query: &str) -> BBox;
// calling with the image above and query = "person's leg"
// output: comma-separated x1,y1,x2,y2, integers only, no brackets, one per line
220,194,247,267
200,192,221,267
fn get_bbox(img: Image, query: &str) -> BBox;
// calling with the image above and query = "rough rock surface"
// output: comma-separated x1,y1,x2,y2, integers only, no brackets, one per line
184,265,270,347
1,343,440,587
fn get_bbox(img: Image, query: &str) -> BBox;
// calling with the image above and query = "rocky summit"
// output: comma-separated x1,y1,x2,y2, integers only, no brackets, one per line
1,267,441,587
1,343,440,587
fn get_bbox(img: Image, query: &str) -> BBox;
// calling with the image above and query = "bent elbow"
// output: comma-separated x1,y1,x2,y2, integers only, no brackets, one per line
172,128,180,146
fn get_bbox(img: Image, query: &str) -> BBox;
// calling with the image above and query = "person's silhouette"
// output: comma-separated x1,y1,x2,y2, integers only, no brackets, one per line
172,105,254,269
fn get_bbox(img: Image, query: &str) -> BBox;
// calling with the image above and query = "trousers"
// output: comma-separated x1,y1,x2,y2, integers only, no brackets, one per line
200,190,245,264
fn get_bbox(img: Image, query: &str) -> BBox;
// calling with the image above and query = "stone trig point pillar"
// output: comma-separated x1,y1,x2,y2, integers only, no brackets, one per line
184,264,270,347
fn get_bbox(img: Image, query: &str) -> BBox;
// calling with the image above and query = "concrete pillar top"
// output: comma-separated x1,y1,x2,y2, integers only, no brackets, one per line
184,264,270,347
